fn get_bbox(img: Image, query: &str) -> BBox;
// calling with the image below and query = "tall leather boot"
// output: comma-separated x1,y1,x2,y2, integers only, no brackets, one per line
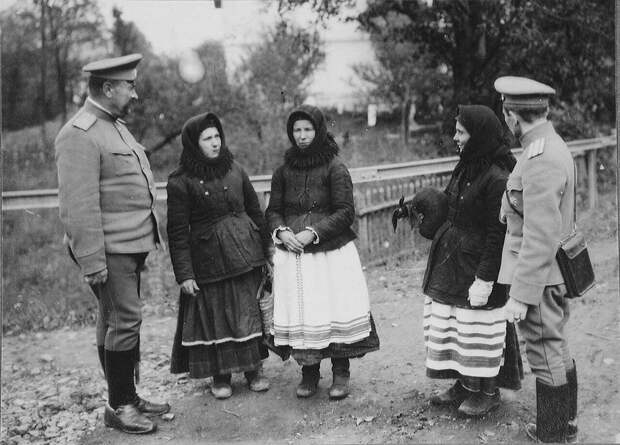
97,345,106,378
103,349,155,434
296,363,320,398
566,362,578,443
525,379,569,443
329,357,350,400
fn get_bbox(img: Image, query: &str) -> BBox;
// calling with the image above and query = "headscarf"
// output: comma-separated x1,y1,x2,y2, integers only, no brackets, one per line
284,105,339,170
452,105,516,186
178,112,233,180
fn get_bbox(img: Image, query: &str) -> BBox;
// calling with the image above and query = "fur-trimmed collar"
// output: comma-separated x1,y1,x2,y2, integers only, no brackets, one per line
180,145,234,181
284,135,339,170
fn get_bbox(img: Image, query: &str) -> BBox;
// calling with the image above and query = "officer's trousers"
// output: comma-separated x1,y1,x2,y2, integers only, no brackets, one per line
92,252,147,351
517,284,573,385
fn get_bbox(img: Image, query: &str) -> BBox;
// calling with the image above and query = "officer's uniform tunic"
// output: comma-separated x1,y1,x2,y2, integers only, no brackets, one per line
55,98,162,351
497,121,575,385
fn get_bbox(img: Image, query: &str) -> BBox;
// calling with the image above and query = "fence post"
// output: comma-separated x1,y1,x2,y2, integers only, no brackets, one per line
587,150,597,209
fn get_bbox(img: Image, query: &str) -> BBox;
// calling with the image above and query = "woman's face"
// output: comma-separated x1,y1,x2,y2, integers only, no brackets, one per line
198,127,221,159
453,120,471,154
292,119,315,149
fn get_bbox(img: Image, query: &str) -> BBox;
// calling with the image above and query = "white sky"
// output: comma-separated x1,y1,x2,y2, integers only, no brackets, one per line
96,0,376,103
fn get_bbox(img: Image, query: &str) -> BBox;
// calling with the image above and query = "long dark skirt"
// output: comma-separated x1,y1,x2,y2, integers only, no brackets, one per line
170,268,268,378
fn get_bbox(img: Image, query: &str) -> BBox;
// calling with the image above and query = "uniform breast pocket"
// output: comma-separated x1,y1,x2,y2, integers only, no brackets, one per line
109,150,136,176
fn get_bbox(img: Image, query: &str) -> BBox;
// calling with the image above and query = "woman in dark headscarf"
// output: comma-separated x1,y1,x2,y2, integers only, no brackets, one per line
265,105,379,400
422,105,522,416
167,112,271,400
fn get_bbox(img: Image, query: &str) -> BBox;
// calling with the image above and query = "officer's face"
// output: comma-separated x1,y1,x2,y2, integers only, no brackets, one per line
108,80,138,117
292,119,315,149
453,120,470,154
502,107,521,138
199,127,221,159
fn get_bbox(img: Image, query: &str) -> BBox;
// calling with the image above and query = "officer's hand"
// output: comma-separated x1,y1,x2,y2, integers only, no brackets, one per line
278,230,304,254
85,269,108,286
181,279,200,296
504,297,528,323
295,229,316,248
468,278,493,307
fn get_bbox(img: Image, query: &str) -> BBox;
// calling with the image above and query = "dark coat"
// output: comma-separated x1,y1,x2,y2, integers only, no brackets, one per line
166,112,270,285
422,105,515,309
265,105,356,253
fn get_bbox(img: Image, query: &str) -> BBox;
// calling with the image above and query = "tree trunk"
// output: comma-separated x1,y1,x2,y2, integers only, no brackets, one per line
39,0,48,144
49,8,67,122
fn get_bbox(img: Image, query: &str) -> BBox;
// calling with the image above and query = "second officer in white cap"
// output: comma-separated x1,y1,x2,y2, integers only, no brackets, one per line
494,76,578,443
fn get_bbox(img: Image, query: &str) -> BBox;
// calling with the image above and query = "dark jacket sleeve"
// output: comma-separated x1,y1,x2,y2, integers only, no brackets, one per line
241,168,271,254
166,175,195,284
265,165,286,233
311,161,355,242
476,173,508,282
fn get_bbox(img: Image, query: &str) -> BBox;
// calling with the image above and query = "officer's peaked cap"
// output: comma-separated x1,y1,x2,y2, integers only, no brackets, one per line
83,53,143,81
494,76,555,109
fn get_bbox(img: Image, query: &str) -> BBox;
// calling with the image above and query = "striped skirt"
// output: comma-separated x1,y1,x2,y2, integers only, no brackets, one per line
423,296,506,378
272,241,372,349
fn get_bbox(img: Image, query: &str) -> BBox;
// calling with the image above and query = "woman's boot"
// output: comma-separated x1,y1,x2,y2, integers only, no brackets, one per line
329,358,350,400
211,373,233,399
245,362,270,392
458,377,500,417
430,380,472,406
296,363,320,398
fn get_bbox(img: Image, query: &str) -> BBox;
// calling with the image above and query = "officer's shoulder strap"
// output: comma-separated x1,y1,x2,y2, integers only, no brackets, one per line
526,138,545,159
72,111,97,131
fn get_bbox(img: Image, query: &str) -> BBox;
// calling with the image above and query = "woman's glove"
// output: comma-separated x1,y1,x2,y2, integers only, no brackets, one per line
468,277,494,307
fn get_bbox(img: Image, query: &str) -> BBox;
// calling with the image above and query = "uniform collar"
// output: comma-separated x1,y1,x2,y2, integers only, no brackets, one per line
85,97,127,124
519,121,555,148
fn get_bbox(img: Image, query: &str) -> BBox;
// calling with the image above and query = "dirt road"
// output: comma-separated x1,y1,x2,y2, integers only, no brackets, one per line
2,239,619,444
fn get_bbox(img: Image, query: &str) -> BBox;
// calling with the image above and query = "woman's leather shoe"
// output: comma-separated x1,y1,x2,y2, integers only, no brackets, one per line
430,380,471,406
104,403,156,434
211,382,233,399
296,381,318,398
328,374,350,400
134,396,170,415
457,390,500,417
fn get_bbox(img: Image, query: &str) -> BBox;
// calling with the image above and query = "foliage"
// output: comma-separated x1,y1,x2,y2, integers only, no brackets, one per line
230,21,326,172
279,0,614,139
0,0,106,130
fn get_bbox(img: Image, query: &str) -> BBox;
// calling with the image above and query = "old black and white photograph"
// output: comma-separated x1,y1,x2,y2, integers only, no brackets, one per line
1,0,617,443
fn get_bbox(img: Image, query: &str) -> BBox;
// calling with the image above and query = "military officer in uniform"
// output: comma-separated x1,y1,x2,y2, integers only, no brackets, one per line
55,54,170,434
495,76,578,443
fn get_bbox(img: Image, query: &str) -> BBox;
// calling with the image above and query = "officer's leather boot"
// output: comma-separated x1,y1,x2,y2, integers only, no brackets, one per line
566,362,578,443
430,380,472,406
97,345,106,377
329,357,350,400
104,349,155,434
525,379,569,443
296,364,320,398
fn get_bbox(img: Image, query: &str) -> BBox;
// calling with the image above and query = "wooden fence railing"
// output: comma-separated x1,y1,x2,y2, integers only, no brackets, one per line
3,135,614,265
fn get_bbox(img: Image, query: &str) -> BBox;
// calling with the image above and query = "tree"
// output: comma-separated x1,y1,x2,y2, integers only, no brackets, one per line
278,0,614,139
0,0,106,130
232,21,325,171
